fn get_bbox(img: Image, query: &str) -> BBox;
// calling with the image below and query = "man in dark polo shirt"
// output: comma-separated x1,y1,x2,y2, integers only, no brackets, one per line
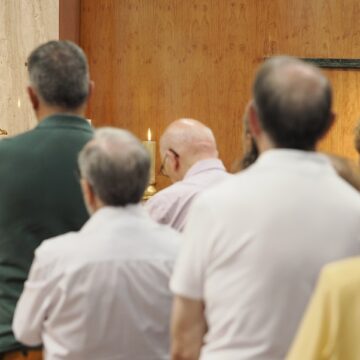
0,41,94,359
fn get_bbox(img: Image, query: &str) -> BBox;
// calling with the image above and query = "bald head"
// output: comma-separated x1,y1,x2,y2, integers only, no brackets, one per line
161,118,218,160
253,56,333,150
159,119,218,182
78,127,150,207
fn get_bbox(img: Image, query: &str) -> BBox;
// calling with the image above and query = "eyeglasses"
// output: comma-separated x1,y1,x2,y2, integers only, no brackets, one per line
159,148,180,177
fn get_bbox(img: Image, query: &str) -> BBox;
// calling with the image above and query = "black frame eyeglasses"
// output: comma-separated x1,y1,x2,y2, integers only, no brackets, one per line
159,148,180,177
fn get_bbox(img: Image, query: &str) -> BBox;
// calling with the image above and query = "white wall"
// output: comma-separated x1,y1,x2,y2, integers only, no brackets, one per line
0,0,58,136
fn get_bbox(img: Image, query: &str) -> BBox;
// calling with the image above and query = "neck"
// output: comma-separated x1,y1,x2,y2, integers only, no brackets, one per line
255,133,276,154
36,104,86,122
257,138,317,153
87,197,106,215
186,152,218,167
179,154,217,180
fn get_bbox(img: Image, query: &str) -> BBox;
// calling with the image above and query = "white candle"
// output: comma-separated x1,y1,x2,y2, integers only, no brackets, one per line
143,128,156,184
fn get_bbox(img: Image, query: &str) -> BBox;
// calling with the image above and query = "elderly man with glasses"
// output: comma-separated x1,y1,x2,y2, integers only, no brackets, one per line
145,118,229,232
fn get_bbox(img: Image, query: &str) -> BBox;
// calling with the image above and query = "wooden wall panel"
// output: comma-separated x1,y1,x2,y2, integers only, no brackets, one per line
59,0,80,43
80,0,360,189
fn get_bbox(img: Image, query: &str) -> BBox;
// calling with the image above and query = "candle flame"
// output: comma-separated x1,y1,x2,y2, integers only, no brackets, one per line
147,128,152,141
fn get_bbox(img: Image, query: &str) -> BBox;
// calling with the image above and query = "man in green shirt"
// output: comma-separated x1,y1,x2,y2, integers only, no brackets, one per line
0,40,94,359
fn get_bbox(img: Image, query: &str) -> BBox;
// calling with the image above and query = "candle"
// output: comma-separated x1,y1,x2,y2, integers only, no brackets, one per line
143,128,156,184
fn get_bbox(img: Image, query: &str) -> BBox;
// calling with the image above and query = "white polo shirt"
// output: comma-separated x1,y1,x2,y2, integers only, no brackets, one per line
13,205,180,360
171,149,360,360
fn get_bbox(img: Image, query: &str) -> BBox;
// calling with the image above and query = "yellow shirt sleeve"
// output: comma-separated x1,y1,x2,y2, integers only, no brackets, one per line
286,270,333,360
287,258,360,360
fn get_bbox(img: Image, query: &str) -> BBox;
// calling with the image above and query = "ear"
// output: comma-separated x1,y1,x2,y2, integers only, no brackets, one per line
27,86,39,111
248,101,262,139
327,111,336,133
169,150,180,171
317,111,336,143
87,81,95,102
80,178,96,214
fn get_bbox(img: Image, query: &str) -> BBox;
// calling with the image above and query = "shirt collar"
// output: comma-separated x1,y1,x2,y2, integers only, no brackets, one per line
81,204,148,233
256,149,333,168
36,113,92,131
184,158,226,179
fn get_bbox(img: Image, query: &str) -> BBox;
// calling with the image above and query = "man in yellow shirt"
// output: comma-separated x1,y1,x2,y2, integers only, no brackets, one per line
287,257,360,360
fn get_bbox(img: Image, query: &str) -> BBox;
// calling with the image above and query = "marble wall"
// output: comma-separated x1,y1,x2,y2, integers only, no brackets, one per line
0,0,58,136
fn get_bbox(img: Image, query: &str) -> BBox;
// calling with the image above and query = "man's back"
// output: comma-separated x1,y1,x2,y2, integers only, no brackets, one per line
0,114,93,353
14,205,179,360
171,149,360,359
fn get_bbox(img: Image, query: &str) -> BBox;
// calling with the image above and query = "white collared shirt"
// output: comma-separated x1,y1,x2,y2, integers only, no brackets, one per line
145,158,230,231
171,149,360,360
13,205,180,360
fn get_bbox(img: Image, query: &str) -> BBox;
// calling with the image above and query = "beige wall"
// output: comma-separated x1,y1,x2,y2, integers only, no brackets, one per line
0,0,58,136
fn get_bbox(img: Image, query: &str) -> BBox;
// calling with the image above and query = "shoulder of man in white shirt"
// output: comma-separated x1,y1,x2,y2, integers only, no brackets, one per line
35,217,180,264
187,167,252,205
145,182,191,217
34,231,78,269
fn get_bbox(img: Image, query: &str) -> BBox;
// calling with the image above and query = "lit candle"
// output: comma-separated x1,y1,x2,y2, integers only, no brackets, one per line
143,128,156,184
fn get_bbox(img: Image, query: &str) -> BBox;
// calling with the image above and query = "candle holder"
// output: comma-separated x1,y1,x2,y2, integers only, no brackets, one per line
142,128,157,201
143,184,157,201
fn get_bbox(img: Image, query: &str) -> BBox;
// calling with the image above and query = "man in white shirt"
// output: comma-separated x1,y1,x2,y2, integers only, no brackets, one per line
145,118,229,232
12,128,180,360
170,56,360,360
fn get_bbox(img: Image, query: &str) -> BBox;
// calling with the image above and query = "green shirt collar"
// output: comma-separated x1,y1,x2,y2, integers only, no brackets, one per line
36,113,92,132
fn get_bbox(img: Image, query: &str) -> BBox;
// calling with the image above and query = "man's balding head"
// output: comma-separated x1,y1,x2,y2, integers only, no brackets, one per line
160,119,218,182
252,56,333,150
78,128,150,213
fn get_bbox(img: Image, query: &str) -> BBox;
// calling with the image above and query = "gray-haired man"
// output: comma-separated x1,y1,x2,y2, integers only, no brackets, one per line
13,128,180,360
0,40,93,359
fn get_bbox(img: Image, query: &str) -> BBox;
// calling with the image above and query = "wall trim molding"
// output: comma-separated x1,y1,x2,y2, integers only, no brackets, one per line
265,57,360,69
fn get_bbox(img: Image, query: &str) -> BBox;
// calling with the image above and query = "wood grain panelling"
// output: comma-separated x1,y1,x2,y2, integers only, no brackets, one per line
80,0,360,189
59,0,80,43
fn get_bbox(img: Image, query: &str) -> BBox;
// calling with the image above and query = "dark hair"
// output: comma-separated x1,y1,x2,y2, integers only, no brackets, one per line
27,40,89,110
253,56,332,150
78,128,150,206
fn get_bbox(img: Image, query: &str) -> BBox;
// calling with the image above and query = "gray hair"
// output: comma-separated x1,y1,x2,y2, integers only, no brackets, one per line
27,40,89,110
78,128,150,206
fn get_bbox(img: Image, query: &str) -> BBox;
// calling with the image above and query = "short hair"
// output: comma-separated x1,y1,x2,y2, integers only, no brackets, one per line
78,128,150,206
27,40,89,110
253,56,332,150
